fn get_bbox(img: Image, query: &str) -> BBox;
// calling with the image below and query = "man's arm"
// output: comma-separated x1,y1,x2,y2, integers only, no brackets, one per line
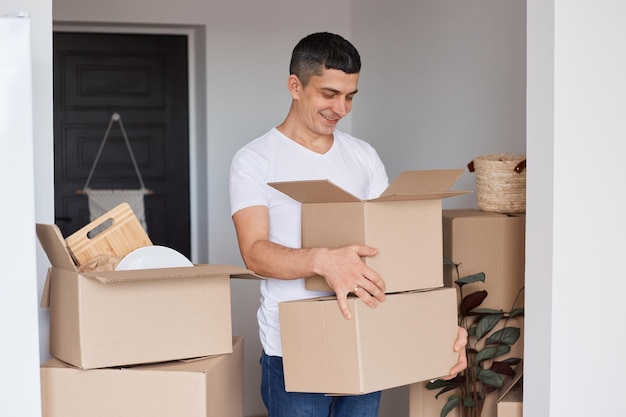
233,205,386,319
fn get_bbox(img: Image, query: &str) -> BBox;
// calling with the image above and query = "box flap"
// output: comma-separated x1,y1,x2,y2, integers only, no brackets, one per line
373,190,470,202
40,268,52,308
269,180,361,203
81,264,262,284
375,169,469,201
498,361,524,402
36,223,77,271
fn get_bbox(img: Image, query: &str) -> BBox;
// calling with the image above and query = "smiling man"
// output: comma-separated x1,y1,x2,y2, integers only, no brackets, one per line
229,32,466,417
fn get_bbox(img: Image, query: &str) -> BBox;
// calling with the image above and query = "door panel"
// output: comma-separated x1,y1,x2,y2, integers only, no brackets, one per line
54,32,191,258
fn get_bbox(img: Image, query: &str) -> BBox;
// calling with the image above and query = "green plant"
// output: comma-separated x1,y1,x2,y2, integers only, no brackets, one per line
426,258,524,417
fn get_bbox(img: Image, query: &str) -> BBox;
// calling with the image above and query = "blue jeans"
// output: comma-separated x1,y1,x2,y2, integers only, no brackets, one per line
260,351,381,417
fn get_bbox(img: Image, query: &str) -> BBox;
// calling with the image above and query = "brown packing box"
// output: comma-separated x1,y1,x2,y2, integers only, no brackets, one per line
498,380,523,417
270,170,470,293
36,223,258,369
279,287,459,395
443,209,525,360
40,336,244,417
442,209,525,310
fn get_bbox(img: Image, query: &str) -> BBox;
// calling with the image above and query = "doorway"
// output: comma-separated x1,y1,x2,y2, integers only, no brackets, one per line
53,31,192,258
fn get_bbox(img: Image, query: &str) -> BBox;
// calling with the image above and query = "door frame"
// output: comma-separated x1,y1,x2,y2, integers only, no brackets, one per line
52,22,208,263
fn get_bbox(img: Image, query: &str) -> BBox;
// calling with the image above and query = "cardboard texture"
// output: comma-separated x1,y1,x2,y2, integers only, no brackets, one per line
270,170,469,294
497,363,524,417
36,223,258,369
279,287,459,395
498,382,523,417
443,209,525,360
442,209,525,310
40,336,244,417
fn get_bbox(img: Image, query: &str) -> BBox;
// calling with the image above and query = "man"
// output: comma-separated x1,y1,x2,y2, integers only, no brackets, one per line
230,32,467,417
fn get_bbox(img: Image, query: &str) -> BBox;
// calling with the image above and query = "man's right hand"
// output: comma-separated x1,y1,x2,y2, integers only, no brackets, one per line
311,244,387,320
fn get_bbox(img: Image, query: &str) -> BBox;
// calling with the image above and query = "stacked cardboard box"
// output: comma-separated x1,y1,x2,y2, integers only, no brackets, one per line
409,209,525,417
36,204,257,417
270,170,470,395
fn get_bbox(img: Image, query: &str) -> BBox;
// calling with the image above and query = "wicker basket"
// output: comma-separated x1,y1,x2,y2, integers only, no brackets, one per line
468,154,526,214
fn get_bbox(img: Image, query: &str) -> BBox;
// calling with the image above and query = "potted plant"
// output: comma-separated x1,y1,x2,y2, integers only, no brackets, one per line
426,258,524,417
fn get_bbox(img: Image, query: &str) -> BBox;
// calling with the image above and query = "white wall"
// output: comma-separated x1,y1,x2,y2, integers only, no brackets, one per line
526,1,626,416
0,1,53,417
353,0,526,206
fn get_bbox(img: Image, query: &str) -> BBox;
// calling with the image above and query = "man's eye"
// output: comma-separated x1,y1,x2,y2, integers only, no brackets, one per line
346,95,355,101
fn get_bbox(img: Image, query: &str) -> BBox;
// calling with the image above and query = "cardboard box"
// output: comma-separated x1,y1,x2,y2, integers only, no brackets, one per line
36,223,257,369
270,170,469,293
443,209,525,362
40,336,244,417
442,209,525,310
498,384,523,417
279,287,459,395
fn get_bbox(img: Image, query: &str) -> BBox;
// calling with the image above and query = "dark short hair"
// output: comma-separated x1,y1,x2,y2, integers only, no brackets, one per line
289,32,361,86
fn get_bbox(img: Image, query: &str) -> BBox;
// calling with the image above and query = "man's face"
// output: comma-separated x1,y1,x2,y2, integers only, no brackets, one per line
292,68,359,137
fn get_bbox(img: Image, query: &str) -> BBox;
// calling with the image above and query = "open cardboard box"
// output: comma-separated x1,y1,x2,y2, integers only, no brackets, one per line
40,336,244,417
36,223,258,369
270,169,470,294
279,287,459,395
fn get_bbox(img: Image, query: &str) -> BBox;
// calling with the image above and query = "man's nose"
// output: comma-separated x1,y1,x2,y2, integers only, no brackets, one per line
333,97,349,117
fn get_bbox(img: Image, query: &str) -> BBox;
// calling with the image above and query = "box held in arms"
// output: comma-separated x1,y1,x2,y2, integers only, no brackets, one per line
279,287,458,395
270,170,470,294
40,336,244,417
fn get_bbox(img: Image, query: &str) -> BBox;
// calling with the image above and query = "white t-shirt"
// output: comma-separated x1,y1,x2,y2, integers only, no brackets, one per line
229,127,389,357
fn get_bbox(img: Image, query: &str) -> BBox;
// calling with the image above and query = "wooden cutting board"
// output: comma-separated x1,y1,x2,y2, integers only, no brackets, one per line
65,202,152,266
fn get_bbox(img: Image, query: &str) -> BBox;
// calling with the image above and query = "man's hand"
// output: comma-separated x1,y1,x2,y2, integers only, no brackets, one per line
442,326,468,380
311,244,387,320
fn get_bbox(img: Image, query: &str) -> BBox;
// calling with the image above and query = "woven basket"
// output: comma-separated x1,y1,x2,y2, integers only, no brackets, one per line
468,154,526,214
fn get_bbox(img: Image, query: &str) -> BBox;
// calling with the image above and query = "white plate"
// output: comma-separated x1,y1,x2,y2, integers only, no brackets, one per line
115,245,193,271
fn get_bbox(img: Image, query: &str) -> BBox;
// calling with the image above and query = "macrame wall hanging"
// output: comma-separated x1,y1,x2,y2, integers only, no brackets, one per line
79,112,152,232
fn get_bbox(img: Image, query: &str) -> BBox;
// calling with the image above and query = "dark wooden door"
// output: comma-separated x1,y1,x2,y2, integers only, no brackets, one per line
53,32,191,258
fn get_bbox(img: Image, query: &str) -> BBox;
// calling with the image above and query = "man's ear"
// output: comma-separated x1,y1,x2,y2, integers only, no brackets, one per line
287,74,302,99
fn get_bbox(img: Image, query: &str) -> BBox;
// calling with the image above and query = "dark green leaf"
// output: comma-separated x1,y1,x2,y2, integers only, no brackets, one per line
475,345,511,363
462,396,476,407
434,384,459,399
475,313,504,340
468,326,476,337
502,357,523,365
471,308,505,315
426,379,449,390
509,308,525,318
441,395,460,417
477,369,504,389
443,257,457,267
460,290,488,315
486,327,520,346
456,272,486,285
